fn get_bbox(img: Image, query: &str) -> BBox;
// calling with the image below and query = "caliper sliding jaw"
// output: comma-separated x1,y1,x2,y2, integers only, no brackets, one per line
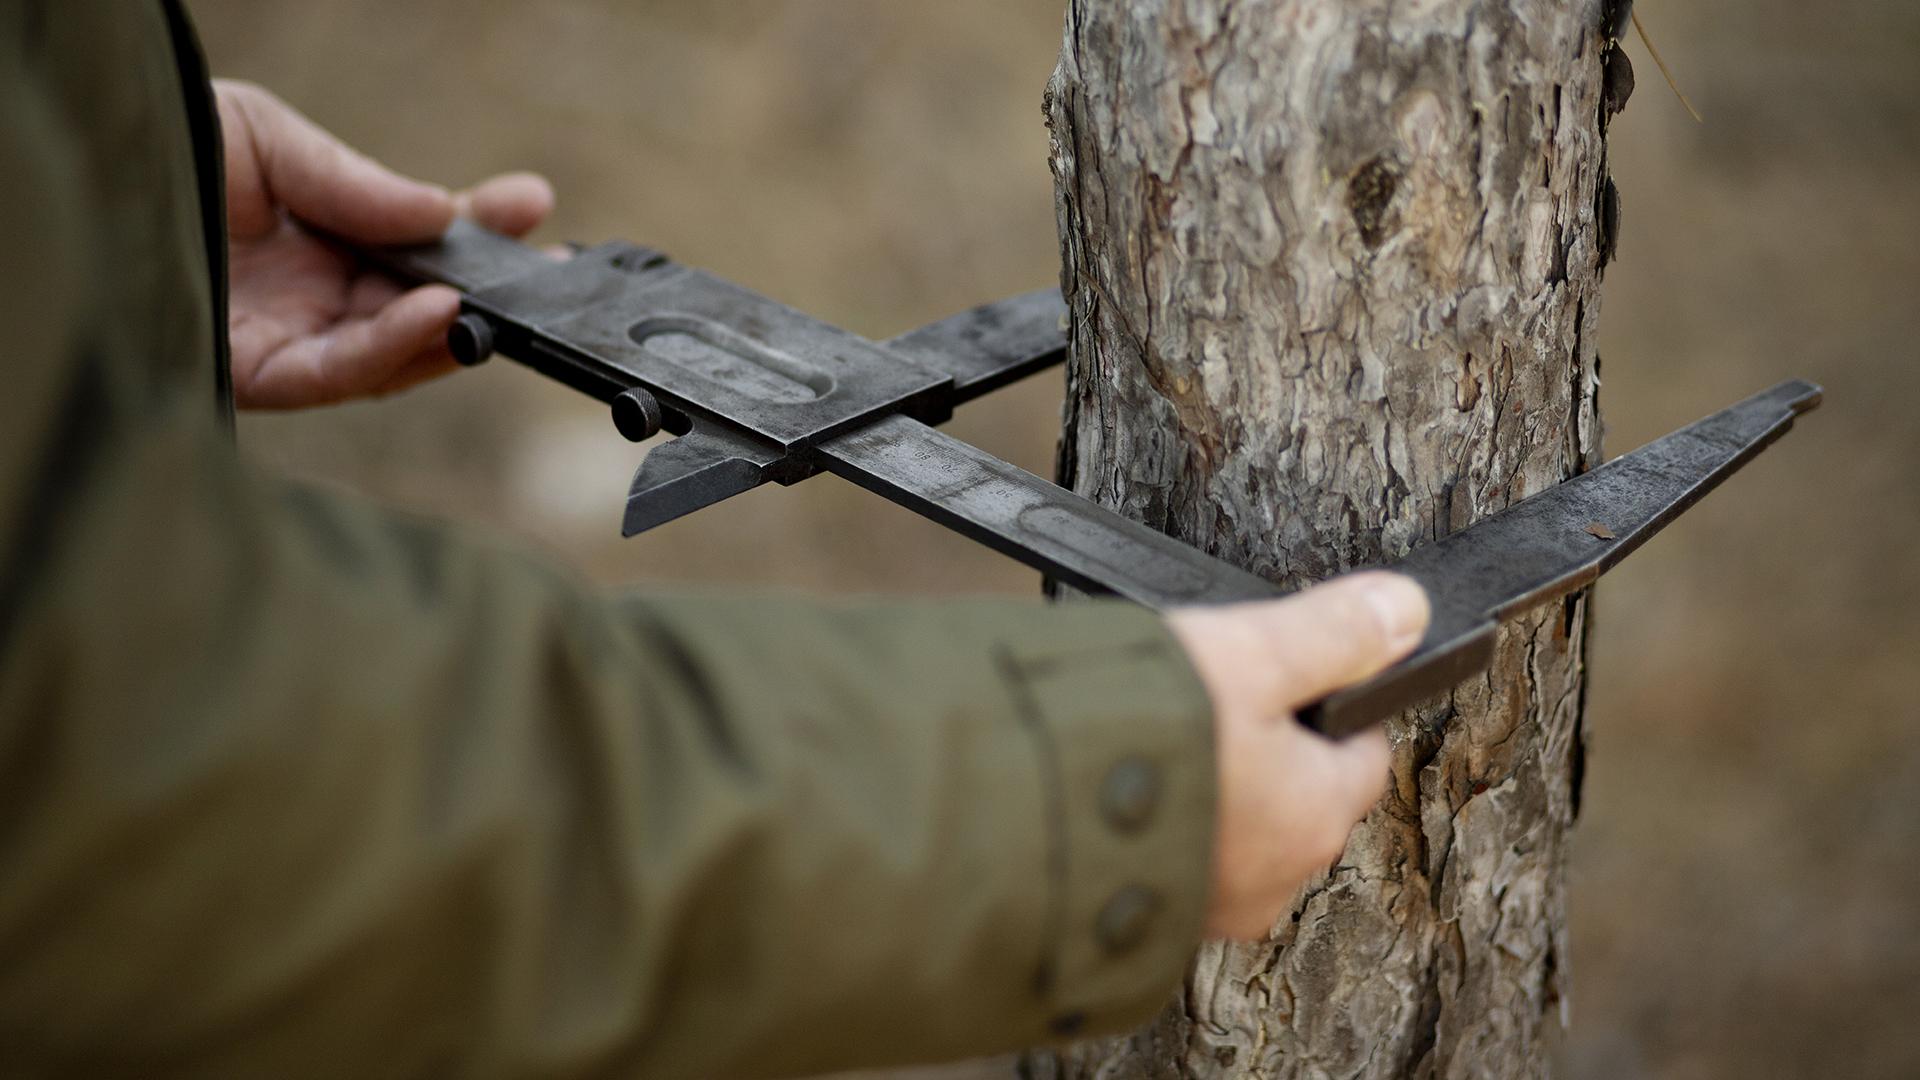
366,221,1822,736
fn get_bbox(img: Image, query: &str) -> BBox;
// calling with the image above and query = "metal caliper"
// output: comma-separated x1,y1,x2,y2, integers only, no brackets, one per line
364,220,1822,736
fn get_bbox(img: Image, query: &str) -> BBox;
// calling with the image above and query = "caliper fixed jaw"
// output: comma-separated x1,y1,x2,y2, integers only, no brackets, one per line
1300,377,1824,737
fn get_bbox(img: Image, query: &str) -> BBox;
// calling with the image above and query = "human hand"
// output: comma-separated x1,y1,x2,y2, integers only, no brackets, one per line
216,80,555,409
1166,572,1429,940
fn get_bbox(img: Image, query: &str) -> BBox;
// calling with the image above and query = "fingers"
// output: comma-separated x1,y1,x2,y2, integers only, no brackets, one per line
371,348,463,399
345,271,406,318
218,81,558,248
455,172,556,238
241,285,461,410
217,80,455,245
1204,715,1393,940
1288,723,1393,826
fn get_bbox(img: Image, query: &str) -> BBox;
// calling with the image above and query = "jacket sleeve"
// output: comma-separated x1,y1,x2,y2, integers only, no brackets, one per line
0,32,1218,1080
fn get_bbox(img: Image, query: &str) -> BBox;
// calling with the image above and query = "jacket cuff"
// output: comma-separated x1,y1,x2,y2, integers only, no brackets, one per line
992,603,1217,1038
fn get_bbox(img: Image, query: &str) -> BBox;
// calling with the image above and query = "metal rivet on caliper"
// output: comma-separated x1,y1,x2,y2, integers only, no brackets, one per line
613,388,666,443
448,313,497,367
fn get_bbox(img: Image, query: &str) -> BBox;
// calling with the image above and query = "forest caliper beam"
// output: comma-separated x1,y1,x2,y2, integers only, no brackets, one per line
364,221,1821,736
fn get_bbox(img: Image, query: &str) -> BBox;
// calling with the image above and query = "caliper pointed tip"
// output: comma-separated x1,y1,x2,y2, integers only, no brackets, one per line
620,498,667,538
620,505,681,539
1751,378,1824,417
1785,379,1824,415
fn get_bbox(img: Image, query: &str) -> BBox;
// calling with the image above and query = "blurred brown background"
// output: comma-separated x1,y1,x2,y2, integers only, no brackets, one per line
189,2,1919,1076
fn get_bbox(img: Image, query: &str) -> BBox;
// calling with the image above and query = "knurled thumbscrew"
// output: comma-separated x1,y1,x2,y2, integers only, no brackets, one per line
613,387,665,442
448,313,497,367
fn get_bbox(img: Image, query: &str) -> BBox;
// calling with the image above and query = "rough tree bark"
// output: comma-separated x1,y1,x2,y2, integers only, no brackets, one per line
1029,0,1621,1076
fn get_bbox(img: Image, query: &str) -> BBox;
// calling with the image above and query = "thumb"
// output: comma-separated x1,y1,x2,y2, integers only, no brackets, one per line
1170,572,1429,722
220,81,454,244
1250,572,1430,712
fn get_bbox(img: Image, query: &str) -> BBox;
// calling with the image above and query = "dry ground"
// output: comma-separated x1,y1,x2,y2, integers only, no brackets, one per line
192,2,1920,1076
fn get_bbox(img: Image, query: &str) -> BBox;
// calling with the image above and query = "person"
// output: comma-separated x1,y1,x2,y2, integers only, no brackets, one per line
0,3,1429,1077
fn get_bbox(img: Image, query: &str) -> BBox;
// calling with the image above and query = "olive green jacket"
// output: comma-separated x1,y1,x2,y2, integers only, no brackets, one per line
0,2,1218,1077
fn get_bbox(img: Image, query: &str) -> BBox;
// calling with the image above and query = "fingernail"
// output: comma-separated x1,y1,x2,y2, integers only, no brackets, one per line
1362,575,1429,652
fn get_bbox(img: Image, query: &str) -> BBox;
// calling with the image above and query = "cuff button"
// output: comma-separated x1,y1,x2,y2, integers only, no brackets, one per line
1100,757,1162,833
1096,884,1162,955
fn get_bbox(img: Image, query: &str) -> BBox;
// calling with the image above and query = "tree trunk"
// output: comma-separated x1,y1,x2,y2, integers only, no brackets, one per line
1030,0,1614,1076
